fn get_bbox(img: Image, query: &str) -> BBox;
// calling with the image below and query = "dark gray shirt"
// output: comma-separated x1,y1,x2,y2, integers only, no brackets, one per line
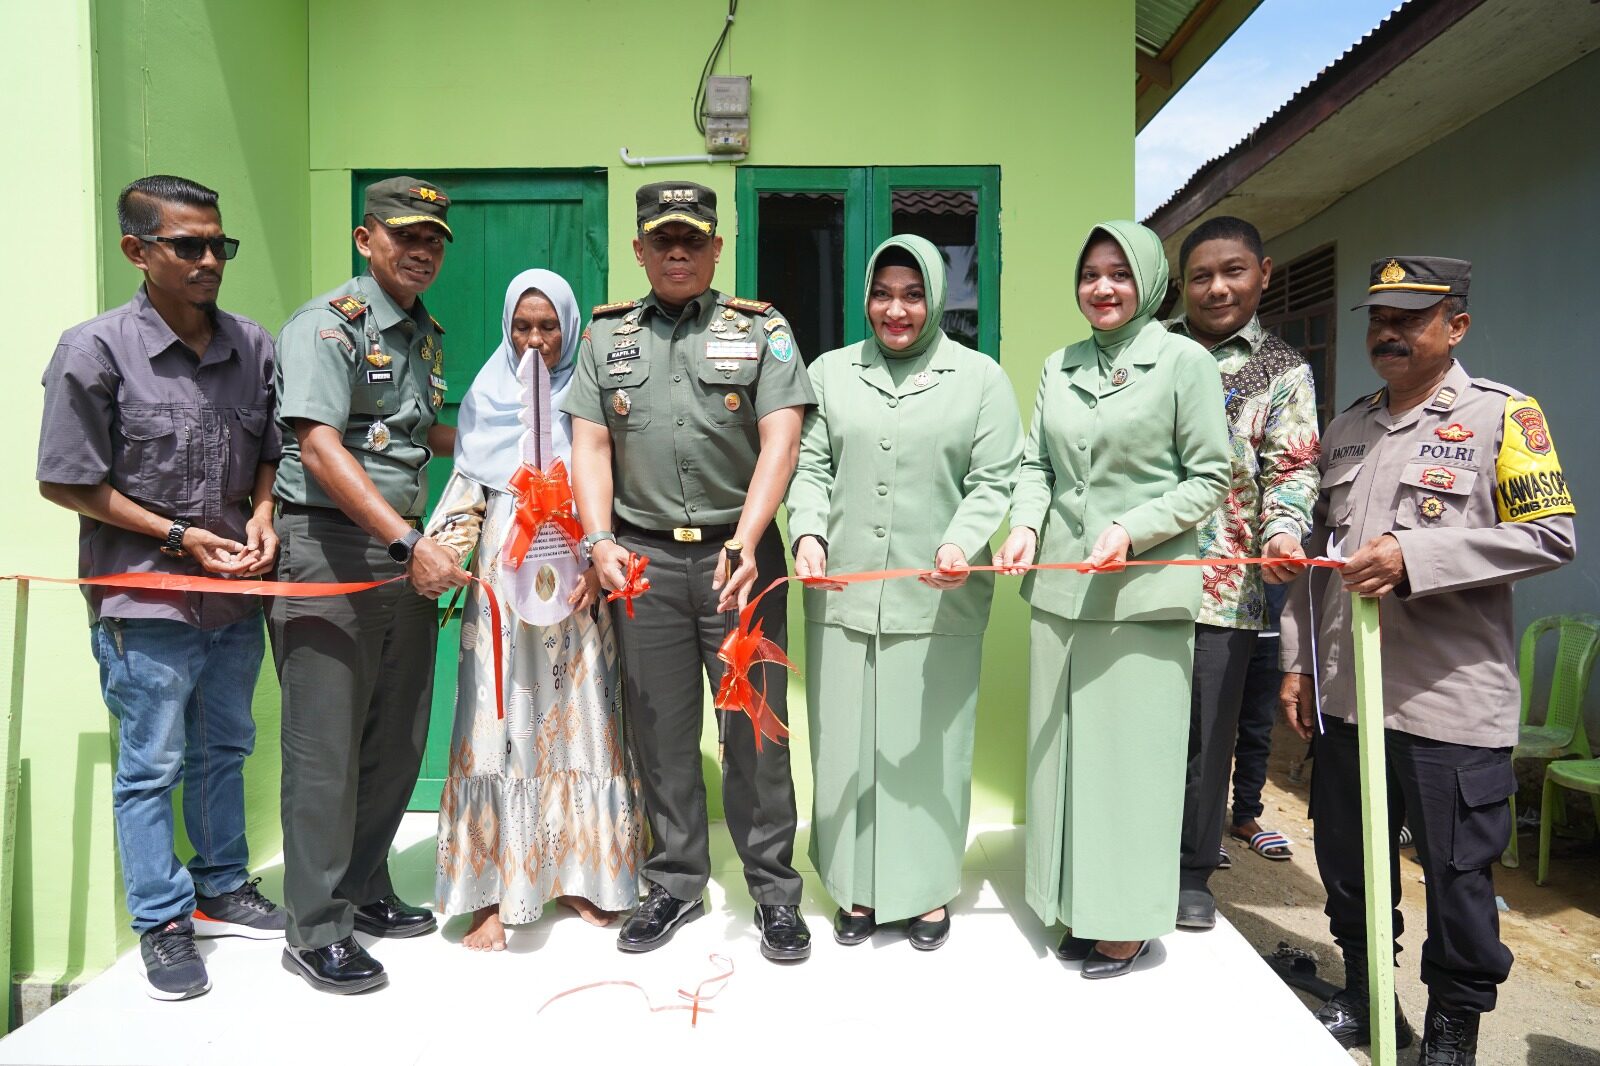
36,285,282,628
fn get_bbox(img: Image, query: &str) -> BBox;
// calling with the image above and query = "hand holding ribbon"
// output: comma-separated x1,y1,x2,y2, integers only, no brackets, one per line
604,552,652,619
713,586,798,752
503,459,583,569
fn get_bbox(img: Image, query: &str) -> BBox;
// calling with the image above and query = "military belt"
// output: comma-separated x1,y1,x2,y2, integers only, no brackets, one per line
616,518,737,545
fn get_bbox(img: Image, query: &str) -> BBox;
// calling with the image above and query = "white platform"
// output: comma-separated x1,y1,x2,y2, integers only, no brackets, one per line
0,816,1349,1065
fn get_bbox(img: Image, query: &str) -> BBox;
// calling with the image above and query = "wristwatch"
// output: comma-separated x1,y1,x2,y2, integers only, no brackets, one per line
160,519,193,558
579,530,617,561
792,533,828,558
387,528,424,564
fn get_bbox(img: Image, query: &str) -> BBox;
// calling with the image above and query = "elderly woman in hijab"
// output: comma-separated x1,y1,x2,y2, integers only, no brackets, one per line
427,269,645,951
995,220,1229,978
787,234,1021,952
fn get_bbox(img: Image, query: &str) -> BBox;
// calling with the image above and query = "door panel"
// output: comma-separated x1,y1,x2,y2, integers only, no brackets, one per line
351,169,607,810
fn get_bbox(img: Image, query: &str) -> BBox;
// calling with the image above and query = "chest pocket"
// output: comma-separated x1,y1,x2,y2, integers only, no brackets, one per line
225,405,270,498
116,405,188,507
603,362,652,431
1395,460,1479,529
697,357,758,426
1325,462,1364,527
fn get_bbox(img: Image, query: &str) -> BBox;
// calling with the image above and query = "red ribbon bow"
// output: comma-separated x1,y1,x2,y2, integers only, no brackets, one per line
605,552,652,619
714,590,798,752
504,459,583,568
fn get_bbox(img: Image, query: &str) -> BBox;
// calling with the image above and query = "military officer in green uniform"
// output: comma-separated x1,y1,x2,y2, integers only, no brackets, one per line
565,181,816,961
269,176,470,993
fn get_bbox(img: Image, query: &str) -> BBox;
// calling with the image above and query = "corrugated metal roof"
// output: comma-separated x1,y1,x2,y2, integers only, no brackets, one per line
1137,0,1206,57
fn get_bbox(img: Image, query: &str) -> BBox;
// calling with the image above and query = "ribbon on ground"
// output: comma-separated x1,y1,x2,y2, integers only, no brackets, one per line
0,570,506,719
605,552,652,619
711,555,1346,747
503,458,583,568
537,953,734,1028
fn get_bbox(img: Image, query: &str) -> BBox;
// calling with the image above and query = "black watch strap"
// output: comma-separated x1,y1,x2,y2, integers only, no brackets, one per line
792,533,828,557
388,527,424,564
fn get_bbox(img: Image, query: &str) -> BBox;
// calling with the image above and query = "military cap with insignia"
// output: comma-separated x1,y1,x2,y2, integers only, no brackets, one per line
636,181,718,236
363,175,454,241
1354,255,1470,310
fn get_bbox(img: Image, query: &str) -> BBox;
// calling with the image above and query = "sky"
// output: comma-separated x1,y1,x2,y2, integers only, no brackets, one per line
1135,0,1405,220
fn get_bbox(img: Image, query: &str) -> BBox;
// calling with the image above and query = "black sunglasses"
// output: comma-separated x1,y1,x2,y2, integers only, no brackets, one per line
136,234,241,261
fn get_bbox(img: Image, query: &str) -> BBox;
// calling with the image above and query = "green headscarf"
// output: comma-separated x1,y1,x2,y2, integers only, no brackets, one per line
1076,219,1169,354
863,233,946,360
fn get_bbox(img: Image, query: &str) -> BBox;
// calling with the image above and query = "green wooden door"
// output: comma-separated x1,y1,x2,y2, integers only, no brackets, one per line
352,169,608,810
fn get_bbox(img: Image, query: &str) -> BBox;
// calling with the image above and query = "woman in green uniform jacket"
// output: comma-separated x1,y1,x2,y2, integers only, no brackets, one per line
995,220,1229,978
786,234,1022,952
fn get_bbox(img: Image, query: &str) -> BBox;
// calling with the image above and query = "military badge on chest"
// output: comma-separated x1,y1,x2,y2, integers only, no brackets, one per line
1419,496,1445,521
612,389,632,417
366,420,392,452
1111,368,1129,387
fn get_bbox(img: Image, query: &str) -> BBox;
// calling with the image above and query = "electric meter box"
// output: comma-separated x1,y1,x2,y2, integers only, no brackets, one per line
704,75,751,154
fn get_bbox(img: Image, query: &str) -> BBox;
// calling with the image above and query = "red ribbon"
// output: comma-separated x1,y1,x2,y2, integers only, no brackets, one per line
536,953,734,1028
503,459,583,568
710,555,1344,748
1,569,506,722
604,552,652,619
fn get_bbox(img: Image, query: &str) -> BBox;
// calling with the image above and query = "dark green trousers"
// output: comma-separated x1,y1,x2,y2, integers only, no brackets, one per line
612,525,802,905
266,507,437,949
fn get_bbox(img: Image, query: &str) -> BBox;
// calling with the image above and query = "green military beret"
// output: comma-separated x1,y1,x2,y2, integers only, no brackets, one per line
636,181,717,236
363,175,453,241
1355,255,1470,310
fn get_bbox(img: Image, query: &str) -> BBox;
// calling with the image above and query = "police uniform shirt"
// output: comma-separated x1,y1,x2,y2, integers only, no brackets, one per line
563,290,815,529
1279,360,1576,747
272,273,446,517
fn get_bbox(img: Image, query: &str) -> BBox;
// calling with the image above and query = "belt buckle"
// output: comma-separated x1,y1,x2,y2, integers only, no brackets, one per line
672,527,702,543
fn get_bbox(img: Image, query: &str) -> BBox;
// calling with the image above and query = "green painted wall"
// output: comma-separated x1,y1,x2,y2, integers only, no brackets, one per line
1262,49,1600,740
308,0,1135,823
4,0,309,990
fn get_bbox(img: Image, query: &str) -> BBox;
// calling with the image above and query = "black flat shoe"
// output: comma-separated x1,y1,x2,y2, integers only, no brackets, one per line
282,937,388,994
617,883,704,953
906,910,951,952
1056,931,1095,961
832,908,875,946
755,905,812,962
1081,940,1151,980
1176,888,1217,930
352,894,437,939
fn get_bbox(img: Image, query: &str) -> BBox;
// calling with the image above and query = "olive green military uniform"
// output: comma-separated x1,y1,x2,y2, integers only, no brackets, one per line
267,265,450,950
564,288,815,905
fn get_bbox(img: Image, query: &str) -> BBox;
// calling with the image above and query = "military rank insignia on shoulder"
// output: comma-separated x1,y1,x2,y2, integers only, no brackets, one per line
329,294,367,321
1495,397,1576,523
724,296,773,314
591,299,639,318
429,315,446,335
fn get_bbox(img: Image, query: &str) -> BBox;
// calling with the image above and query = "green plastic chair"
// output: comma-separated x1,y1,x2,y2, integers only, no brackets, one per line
1501,613,1600,869
1538,759,1600,885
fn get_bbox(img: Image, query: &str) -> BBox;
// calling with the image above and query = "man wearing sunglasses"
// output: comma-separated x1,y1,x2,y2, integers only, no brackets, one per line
36,174,287,1001
268,176,469,994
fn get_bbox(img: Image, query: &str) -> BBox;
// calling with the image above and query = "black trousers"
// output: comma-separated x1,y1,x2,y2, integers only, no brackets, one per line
611,525,802,905
1180,624,1258,891
1229,633,1280,826
1311,720,1516,1013
267,509,437,949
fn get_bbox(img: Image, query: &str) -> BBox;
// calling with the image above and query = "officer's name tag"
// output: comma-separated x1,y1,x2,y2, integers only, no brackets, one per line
706,341,758,360
1328,443,1366,464
606,346,641,362
365,369,394,384
429,373,448,391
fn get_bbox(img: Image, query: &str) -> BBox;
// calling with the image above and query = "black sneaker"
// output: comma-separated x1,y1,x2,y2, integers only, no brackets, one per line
140,918,210,1001
1419,1002,1480,1065
194,877,287,940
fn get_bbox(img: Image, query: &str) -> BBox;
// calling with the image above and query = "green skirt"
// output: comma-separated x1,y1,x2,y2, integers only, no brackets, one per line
1024,612,1193,940
805,621,981,922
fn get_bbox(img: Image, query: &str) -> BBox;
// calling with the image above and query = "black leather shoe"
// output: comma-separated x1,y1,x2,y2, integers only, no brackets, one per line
1314,985,1415,1049
1418,1002,1479,1064
352,894,438,939
1176,888,1217,930
832,908,875,946
1056,931,1095,961
617,884,703,953
281,937,387,994
1081,940,1151,980
755,905,812,961
906,909,951,952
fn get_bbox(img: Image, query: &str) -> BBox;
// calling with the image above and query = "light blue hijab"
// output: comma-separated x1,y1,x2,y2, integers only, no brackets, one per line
453,269,580,492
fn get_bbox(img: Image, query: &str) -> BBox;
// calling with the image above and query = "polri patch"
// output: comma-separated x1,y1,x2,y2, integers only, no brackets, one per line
1496,397,1575,522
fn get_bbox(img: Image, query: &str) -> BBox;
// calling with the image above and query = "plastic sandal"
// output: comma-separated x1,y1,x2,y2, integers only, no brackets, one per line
1233,828,1293,861
1217,846,1233,870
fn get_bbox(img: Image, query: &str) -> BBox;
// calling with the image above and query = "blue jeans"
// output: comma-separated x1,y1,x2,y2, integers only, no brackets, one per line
91,615,263,931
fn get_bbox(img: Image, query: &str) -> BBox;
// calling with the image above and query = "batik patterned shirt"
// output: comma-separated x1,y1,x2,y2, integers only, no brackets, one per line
1166,315,1320,629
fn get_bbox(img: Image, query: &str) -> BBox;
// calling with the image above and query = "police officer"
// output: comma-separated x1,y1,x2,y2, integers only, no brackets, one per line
565,182,816,961
1279,257,1576,1064
269,177,470,993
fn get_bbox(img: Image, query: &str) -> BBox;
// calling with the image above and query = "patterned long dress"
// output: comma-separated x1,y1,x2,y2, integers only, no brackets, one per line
428,471,645,922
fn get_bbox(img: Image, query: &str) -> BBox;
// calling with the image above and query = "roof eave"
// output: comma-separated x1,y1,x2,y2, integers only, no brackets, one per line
1135,0,1265,132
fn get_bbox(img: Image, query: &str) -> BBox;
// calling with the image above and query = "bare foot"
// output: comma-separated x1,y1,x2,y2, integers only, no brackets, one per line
463,905,506,951
1094,939,1144,960
559,895,617,927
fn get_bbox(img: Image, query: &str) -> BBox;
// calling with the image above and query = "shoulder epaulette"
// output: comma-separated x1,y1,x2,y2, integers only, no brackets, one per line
328,293,367,321
591,299,639,318
1470,376,1519,399
1346,389,1383,412
724,296,773,314
429,315,445,335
